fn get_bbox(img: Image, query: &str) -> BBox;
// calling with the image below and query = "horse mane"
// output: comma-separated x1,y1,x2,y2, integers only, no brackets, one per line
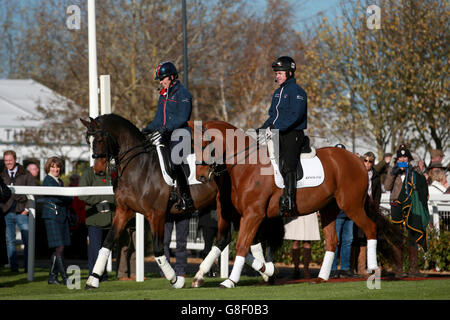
97,113,145,142
95,113,158,163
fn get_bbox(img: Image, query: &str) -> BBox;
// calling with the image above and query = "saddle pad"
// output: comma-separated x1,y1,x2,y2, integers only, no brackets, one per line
271,156,324,189
156,145,202,187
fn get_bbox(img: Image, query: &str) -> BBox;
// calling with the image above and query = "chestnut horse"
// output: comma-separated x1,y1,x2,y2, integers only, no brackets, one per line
199,120,399,288
80,114,275,289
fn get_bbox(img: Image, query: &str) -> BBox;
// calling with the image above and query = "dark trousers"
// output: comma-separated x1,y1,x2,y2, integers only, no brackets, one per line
88,226,108,280
279,129,304,176
163,213,189,276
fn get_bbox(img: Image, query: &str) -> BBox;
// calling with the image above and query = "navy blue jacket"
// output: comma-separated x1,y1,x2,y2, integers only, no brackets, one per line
145,81,192,133
262,78,307,132
41,175,72,223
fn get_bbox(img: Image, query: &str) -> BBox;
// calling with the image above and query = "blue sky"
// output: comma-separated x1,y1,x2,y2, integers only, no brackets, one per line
251,0,342,30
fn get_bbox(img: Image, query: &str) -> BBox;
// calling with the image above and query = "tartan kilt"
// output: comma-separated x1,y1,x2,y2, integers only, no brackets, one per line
44,218,71,248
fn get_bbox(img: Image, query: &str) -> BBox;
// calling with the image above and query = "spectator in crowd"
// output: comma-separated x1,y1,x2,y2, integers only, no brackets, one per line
0,150,36,273
374,153,392,192
428,162,449,195
284,212,320,279
26,162,40,185
385,144,430,278
117,217,137,281
0,175,11,268
41,157,73,284
79,158,115,282
66,173,88,260
428,149,449,182
411,152,426,174
198,206,218,277
330,143,355,278
429,149,444,167
353,151,381,277
163,212,190,279
0,175,11,203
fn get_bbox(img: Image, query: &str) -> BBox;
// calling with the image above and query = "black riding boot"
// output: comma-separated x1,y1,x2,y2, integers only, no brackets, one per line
279,171,297,217
48,254,60,285
174,166,194,212
55,256,68,286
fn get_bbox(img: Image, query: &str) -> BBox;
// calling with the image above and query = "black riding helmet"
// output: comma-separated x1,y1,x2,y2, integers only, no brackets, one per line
271,56,296,78
154,61,178,81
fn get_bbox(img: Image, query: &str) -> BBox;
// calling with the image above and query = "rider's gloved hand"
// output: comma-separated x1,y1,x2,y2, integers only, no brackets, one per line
157,127,168,135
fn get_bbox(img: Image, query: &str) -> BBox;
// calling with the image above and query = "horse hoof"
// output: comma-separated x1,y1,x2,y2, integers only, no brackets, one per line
219,279,235,288
311,277,327,284
84,284,97,290
191,278,205,288
172,276,186,289
260,273,269,282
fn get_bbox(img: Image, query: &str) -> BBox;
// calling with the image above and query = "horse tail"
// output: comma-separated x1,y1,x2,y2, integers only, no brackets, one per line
257,216,285,252
365,199,406,266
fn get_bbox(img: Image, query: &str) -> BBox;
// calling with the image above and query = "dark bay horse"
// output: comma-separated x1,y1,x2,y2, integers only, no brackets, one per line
80,114,225,289
80,114,273,289
199,120,399,288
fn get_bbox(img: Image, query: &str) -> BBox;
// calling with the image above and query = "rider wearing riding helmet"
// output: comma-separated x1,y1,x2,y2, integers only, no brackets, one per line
259,56,307,217
142,61,194,211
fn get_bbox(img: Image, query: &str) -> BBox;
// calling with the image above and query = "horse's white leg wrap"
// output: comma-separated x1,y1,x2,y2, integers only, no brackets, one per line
155,255,185,288
86,247,111,288
156,255,176,281
318,251,335,281
199,246,221,274
220,255,245,287
367,239,378,271
250,243,269,282
245,253,264,272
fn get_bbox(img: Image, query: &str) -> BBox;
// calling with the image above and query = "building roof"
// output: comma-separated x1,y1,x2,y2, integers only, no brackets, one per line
0,79,89,163
0,79,66,128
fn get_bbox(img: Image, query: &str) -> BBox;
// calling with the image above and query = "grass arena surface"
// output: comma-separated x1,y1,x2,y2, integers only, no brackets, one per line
1,268,449,300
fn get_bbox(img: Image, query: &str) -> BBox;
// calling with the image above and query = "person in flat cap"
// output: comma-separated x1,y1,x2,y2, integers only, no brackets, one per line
384,143,430,278
429,149,444,166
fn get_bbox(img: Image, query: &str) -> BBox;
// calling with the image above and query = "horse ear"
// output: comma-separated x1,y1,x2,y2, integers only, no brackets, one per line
80,118,90,128
90,117,101,128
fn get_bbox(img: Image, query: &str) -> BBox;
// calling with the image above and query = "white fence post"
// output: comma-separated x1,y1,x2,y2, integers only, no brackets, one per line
220,245,229,278
100,75,111,114
27,195,36,281
135,212,145,282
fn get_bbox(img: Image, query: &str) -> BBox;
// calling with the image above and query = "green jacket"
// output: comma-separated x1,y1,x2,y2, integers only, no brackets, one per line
79,167,115,228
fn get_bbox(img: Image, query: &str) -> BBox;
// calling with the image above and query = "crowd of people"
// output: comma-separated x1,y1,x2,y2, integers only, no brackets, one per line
325,144,449,280
0,150,137,285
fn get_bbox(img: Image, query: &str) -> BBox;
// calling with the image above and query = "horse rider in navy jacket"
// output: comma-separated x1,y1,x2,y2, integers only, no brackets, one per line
142,61,194,211
259,56,307,216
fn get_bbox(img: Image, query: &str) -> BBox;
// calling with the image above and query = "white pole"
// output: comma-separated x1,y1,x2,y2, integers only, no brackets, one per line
88,0,99,167
27,195,36,281
220,245,229,278
100,75,111,114
135,213,145,282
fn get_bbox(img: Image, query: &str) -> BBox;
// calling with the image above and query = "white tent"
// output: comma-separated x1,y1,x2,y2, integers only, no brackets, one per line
0,79,90,178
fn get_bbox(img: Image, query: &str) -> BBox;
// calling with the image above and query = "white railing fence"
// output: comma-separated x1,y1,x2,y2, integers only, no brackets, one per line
9,186,450,282
8,186,230,282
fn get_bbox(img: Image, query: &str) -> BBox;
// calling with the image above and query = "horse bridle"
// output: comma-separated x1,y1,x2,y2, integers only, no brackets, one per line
86,124,152,179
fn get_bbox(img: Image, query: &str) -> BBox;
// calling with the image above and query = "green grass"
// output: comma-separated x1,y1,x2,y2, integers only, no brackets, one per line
1,268,449,300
